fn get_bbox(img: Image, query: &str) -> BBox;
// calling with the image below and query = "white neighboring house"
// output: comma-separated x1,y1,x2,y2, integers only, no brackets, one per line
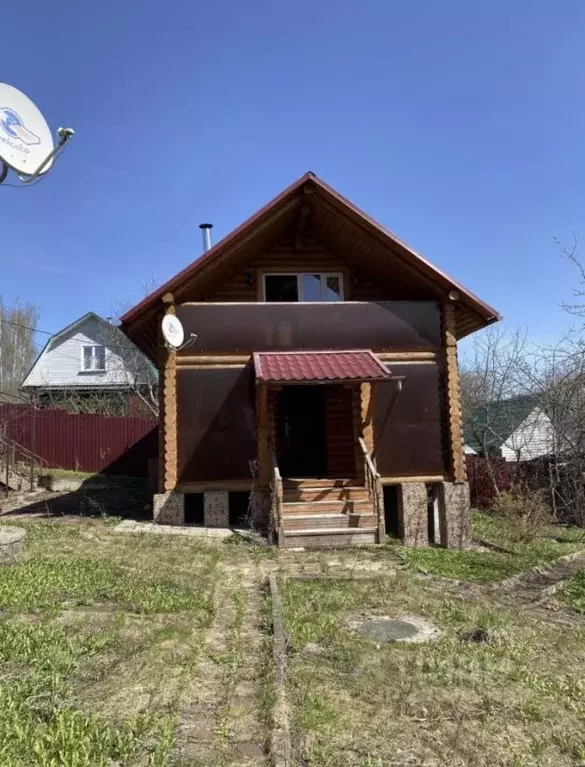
464,395,555,463
20,312,158,416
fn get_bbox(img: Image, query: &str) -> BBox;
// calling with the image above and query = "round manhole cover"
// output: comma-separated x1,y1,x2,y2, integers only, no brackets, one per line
357,618,419,642
352,614,440,643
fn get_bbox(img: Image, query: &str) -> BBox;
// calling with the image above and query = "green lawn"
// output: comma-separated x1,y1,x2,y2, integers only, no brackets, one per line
279,569,585,767
395,511,585,583
0,519,269,766
559,569,585,613
1,511,584,766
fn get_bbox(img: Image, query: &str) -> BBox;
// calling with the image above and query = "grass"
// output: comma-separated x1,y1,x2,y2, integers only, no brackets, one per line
0,518,268,765
43,468,96,480
395,511,585,583
559,569,585,613
2,509,583,765
278,571,585,766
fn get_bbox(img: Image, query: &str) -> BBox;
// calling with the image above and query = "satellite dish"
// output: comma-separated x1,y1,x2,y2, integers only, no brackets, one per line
0,83,54,175
161,314,185,348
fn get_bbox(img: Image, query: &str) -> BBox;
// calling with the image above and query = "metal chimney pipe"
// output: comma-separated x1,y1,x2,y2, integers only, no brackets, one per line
199,223,213,253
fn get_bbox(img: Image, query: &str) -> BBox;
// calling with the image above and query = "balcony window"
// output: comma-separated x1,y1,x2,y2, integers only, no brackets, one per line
263,273,343,302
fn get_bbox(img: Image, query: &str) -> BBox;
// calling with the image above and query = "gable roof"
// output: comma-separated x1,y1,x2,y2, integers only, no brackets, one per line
464,395,540,453
21,312,156,389
121,171,501,354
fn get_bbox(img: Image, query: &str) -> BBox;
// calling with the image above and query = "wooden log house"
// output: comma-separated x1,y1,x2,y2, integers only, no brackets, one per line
121,172,500,548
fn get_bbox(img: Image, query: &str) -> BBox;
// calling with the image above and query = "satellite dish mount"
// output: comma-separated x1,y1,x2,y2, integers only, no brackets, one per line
0,83,74,186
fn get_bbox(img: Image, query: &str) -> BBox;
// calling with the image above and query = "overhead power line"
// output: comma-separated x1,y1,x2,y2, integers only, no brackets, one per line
0,318,155,370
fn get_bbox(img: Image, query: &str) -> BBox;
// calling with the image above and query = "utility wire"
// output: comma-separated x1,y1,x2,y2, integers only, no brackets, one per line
0,318,156,371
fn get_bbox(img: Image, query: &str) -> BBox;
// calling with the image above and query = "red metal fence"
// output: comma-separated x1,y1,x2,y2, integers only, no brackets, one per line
0,405,158,477
466,454,554,509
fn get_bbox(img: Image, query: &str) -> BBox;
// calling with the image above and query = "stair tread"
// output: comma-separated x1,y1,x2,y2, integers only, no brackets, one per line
283,479,357,487
283,498,370,505
283,527,377,535
283,513,375,520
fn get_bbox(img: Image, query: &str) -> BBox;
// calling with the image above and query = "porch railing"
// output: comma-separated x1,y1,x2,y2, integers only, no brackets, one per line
359,437,385,542
270,449,284,546
0,429,48,496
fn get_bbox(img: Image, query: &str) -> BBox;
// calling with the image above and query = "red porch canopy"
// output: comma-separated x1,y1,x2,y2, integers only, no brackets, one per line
253,350,392,384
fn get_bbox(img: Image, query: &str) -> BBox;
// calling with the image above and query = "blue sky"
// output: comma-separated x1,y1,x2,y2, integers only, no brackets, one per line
2,0,585,348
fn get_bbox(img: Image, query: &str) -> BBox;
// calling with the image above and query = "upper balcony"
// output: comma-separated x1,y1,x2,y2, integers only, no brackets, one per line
175,301,442,354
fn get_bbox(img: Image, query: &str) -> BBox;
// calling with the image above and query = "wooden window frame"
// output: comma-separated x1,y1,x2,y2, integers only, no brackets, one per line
261,272,345,302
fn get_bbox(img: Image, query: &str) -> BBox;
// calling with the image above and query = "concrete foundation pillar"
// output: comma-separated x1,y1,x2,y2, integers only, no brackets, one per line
438,482,471,549
398,483,428,547
153,491,185,525
204,491,229,528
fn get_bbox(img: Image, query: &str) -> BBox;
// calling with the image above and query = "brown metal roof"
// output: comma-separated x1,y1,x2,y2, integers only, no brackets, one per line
121,172,501,352
253,350,392,384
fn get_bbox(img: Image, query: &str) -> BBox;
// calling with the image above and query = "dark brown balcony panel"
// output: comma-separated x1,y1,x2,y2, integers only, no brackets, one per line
176,301,441,353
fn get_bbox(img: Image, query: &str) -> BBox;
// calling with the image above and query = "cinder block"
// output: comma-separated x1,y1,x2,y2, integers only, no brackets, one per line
398,483,428,547
153,492,185,525
204,490,229,528
438,482,471,549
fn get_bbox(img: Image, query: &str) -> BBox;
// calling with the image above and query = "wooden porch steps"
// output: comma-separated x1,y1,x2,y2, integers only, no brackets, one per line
283,478,356,489
282,513,378,530
283,486,369,502
282,499,372,515
282,528,377,548
278,478,379,548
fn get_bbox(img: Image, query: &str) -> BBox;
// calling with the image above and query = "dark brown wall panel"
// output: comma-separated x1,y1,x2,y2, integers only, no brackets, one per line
177,301,441,353
374,362,447,477
177,367,256,481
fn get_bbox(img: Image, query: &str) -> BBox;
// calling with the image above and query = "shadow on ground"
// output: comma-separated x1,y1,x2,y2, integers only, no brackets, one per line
0,476,151,521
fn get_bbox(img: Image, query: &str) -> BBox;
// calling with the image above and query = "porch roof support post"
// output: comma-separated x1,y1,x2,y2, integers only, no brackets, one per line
361,383,374,456
256,382,270,488
443,298,467,483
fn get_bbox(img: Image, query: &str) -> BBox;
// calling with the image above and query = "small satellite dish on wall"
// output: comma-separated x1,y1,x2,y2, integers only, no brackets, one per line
0,83,74,185
161,314,185,349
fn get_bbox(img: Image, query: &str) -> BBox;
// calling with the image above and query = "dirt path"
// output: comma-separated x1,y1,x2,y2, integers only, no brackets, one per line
491,551,585,623
419,551,585,625
173,558,269,766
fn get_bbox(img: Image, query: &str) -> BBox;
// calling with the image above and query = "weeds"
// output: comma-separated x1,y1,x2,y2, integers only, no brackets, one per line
0,518,230,764
558,568,585,612
492,488,552,542
399,511,585,582
279,572,585,766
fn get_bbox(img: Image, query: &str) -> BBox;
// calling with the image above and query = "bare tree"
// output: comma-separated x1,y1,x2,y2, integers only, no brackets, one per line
460,327,533,489
0,298,38,395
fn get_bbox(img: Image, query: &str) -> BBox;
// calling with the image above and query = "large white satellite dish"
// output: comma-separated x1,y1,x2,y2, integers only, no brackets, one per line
0,83,74,185
162,314,185,349
0,83,55,175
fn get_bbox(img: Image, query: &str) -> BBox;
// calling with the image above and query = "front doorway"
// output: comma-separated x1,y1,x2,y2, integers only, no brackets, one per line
276,386,327,476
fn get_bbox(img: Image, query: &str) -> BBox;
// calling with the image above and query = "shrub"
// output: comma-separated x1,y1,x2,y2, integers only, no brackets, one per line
492,487,552,542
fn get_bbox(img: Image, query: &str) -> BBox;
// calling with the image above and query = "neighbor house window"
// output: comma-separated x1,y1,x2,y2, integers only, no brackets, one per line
263,273,343,302
81,345,106,372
